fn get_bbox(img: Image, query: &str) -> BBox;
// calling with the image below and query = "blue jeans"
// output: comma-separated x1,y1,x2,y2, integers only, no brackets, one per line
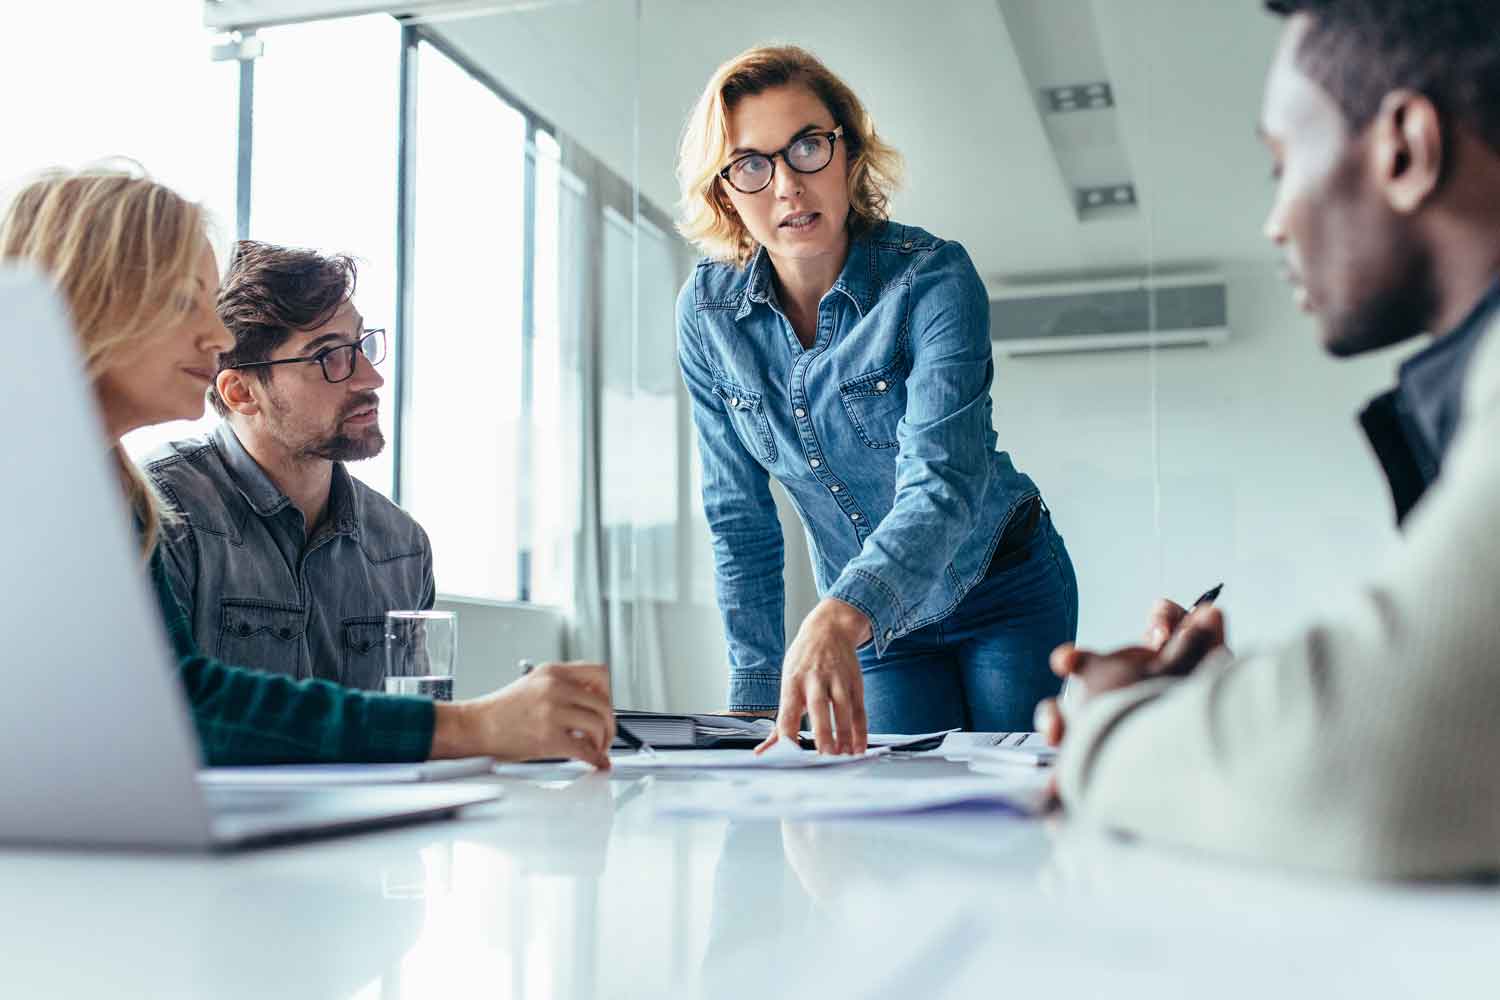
858,511,1078,732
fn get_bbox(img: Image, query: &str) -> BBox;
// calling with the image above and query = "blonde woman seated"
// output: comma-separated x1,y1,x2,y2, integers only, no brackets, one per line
0,166,613,769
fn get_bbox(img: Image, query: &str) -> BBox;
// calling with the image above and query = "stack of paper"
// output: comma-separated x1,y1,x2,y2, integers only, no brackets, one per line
964,733,1057,769
612,711,772,749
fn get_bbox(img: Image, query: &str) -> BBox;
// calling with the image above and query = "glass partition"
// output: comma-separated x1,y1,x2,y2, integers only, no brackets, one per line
178,0,1408,711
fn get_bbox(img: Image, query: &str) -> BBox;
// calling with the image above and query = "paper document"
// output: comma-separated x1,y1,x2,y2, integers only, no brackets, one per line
967,739,1057,769
199,756,496,786
925,731,1050,761
654,774,1047,819
609,745,890,771
796,729,957,751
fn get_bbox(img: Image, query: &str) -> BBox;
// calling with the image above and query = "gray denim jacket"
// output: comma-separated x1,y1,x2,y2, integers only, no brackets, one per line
144,423,434,690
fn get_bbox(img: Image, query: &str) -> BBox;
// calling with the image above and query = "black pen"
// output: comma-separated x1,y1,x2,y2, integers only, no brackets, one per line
1190,583,1224,609
519,659,654,755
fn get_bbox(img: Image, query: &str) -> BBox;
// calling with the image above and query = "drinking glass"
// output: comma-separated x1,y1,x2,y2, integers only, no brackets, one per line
383,610,457,700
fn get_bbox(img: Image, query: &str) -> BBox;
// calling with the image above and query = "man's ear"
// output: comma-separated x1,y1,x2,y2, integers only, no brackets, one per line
1372,89,1444,215
215,368,261,417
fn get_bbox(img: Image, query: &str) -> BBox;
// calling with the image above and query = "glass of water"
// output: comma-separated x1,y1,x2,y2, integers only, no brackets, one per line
384,610,457,700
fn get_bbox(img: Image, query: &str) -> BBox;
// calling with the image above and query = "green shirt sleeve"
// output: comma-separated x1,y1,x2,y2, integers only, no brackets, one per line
148,547,435,766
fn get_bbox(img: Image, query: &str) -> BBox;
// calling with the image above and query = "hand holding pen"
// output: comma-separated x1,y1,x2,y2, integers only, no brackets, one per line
519,659,655,757
1145,582,1224,654
1037,584,1228,749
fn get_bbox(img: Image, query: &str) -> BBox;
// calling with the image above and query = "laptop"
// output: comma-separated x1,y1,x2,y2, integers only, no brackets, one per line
0,267,498,850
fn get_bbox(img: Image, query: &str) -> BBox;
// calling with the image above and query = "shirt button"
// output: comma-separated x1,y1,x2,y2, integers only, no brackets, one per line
729,396,739,408
875,380,888,392
810,458,821,468
851,512,862,521
885,629,894,641
831,485,841,493
795,408,806,418
902,240,913,250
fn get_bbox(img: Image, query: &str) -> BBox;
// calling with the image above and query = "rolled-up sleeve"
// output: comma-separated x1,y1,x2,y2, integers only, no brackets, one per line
677,279,787,711
826,242,995,652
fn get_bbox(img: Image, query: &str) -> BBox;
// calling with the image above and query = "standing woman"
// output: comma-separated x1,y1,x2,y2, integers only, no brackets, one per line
675,46,1078,753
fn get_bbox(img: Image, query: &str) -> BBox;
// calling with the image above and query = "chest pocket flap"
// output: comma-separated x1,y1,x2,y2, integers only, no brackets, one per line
713,379,777,464
839,361,907,449
341,616,388,691
217,599,307,678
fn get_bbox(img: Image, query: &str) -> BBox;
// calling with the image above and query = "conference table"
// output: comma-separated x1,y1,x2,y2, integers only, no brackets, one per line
3,755,1497,999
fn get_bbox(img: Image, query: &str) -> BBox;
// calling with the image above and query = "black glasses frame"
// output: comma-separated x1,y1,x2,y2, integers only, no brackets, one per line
718,126,845,194
226,328,387,384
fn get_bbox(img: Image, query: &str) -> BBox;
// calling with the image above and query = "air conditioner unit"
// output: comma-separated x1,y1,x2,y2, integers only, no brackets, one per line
989,273,1229,357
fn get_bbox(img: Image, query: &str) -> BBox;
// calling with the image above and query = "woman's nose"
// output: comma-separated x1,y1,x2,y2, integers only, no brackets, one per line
202,317,234,355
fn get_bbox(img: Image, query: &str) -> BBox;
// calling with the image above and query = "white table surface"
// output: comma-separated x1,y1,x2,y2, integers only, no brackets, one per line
3,755,1497,999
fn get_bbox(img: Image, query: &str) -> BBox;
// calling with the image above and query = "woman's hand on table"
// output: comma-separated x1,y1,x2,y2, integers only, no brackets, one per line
755,598,872,756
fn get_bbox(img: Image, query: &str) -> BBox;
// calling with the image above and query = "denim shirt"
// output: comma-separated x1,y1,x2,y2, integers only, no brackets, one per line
677,221,1040,711
145,423,434,690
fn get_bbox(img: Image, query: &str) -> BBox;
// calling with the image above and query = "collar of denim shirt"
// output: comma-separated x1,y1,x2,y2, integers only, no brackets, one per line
735,225,883,322
211,421,359,536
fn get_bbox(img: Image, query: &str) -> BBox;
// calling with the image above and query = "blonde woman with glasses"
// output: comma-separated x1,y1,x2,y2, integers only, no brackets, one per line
1,166,615,769
676,46,1078,754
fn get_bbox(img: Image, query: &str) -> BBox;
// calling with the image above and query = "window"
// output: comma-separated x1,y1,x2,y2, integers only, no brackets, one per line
0,5,239,461
248,14,402,498
403,40,529,601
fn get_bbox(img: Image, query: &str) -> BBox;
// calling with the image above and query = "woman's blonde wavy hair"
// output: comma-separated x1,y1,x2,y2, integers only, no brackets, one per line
676,45,904,267
0,165,207,557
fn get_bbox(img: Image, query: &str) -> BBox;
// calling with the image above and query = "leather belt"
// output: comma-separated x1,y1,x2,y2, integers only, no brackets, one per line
984,497,1043,577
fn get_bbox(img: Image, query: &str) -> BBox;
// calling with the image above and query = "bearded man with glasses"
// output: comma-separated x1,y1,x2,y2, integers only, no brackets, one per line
144,240,435,691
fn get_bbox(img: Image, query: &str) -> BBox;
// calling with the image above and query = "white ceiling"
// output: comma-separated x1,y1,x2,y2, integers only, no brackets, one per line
433,0,1285,281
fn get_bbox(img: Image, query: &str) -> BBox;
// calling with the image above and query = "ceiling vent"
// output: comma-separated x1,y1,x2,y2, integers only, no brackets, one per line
990,273,1229,356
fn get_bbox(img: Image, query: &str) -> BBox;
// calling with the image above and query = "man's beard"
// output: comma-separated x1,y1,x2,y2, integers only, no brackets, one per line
306,426,384,462
301,392,386,462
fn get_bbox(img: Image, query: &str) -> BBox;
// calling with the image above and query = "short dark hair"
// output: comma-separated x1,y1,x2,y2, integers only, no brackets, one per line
1265,0,1500,155
210,240,358,416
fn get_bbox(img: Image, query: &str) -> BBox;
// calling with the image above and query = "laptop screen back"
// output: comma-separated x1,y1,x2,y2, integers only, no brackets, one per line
0,268,212,849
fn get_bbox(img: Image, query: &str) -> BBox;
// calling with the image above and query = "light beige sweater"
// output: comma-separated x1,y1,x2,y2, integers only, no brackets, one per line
1057,316,1500,879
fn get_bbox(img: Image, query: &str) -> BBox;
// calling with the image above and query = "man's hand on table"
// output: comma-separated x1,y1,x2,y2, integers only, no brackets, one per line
1035,600,1229,748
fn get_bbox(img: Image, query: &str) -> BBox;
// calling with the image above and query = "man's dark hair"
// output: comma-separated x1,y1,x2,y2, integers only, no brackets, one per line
1266,0,1500,155
210,240,358,416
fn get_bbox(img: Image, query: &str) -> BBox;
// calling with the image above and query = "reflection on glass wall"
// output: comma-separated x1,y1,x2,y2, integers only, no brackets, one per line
600,208,681,604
